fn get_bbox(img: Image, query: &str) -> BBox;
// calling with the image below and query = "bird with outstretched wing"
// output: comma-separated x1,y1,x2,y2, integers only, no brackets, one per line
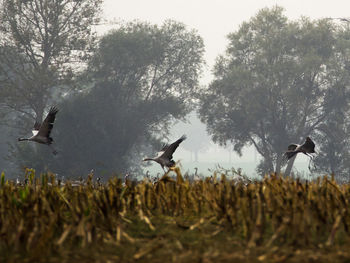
143,135,187,172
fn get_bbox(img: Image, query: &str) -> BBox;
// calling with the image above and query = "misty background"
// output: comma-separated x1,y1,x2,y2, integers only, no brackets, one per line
0,0,350,181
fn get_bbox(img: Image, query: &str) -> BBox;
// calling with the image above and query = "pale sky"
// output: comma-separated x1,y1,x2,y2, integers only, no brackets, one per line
102,0,350,80
100,0,350,176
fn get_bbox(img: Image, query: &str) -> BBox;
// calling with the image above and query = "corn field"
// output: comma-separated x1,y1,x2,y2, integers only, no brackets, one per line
1,168,350,262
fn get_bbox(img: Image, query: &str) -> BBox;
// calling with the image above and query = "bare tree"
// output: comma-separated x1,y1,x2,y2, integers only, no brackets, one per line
0,0,102,124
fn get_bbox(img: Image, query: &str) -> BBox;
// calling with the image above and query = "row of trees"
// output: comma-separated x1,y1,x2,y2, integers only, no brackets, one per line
0,0,204,177
0,1,350,179
199,7,350,177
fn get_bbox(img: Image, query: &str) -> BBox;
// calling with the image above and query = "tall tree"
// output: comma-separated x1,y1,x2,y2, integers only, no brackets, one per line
313,110,350,180
0,0,102,123
198,7,350,176
15,20,204,177
312,26,350,179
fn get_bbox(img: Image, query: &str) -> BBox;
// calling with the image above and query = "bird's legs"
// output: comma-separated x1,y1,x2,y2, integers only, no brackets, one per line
303,152,314,159
306,153,314,159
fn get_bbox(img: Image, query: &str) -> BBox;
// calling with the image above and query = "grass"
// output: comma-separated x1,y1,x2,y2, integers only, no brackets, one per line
1,168,350,262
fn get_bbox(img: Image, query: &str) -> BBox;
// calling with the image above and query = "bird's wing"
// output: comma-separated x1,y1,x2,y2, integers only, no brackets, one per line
283,144,301,161
155,151,165,158
33,121,41,131
151,144,169,158
284,151,298,160
160,143,169,152
37,106,59,137
287,144,299,151
304,137,315,151
161,135,187,160
32,121,41,135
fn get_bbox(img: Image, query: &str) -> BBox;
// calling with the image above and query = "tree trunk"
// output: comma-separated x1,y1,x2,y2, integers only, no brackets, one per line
194,150,198,162
284,155,297,177
265,153,274,174
275,153,283,174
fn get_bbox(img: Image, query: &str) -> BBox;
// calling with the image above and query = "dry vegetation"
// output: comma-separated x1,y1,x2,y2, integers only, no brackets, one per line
1,168,350,262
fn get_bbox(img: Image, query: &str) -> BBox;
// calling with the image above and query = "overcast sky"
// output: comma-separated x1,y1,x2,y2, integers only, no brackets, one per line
100,1,350,175
102,0,350,82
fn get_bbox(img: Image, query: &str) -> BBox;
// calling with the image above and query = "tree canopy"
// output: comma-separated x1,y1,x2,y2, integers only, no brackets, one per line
0,0,102,123
198,6,350,176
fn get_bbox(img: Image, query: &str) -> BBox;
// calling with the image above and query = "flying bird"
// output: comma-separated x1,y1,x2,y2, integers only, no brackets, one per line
284,137,316,160
18,106,59,155
143,135,187,172
284,137,316,170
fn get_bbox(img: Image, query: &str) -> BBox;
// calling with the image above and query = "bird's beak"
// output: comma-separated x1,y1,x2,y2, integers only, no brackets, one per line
169,166,176,171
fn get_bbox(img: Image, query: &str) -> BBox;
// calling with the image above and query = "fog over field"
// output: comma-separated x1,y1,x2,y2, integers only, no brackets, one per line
1,0,350,180
100,0,350,177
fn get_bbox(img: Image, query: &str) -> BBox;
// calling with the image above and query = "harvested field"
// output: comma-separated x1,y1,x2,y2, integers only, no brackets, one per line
0,168,350,262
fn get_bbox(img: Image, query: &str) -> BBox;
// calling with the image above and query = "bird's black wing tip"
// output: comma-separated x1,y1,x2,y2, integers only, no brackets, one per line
49,106,59,114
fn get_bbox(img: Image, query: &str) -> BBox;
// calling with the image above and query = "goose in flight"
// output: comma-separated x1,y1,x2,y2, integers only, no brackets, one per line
143,135,186,172
18,106,59,154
